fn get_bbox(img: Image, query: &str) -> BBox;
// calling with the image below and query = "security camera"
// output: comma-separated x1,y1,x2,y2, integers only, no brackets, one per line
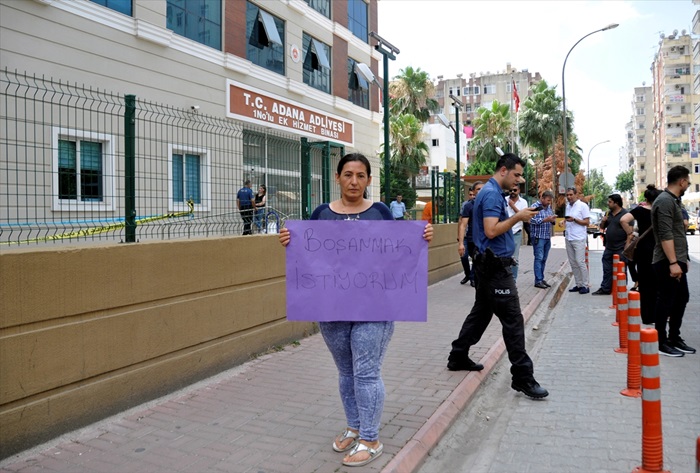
191,105,200,111
449,94,463,107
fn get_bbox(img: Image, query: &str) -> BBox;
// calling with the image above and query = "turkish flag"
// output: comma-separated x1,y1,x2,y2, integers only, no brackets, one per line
512,80,520,113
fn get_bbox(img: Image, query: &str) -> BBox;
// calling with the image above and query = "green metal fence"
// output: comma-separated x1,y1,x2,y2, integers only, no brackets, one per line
0,70,345,247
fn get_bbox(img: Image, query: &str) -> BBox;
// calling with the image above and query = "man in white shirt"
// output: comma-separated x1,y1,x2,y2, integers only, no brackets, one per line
505,184,529,280
564,187,591,294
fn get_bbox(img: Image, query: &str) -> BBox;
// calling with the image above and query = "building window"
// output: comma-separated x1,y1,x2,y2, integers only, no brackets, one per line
304,0,330,18
166,0,221,50
348,58,370,109
636,108,644,115
636,95,645,102
638,123,645,129
303,33,331,93
89,0,132,16
482,84,495,95
53,129,115,211
432,139,439,147
666,143,689,156
246,3,285,75
347,0,368,42
448,87,461,96
694,164,700,174
169,145,210,211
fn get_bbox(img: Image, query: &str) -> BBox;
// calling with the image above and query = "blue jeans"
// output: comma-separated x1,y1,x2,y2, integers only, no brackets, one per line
320,321,394,441
511,230,522,280
254,208,265,232
532,237,551,284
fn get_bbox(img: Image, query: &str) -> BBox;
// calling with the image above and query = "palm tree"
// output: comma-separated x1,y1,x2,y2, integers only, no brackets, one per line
389,66,439,121
384,113,429,190
468,100,512,165
518,80,562,165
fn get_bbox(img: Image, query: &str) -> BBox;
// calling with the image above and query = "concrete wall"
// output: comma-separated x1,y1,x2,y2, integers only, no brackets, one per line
0,223,460,458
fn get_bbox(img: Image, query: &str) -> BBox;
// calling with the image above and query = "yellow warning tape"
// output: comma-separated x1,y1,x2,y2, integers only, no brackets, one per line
1,200,194,245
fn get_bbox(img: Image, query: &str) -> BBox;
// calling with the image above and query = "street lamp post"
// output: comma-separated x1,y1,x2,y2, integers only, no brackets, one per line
437,95,464,217
586,139,610,202
369,32,399,205
561,24,618,191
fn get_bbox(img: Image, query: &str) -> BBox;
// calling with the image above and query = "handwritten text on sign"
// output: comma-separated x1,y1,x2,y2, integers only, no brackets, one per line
285,220,428,322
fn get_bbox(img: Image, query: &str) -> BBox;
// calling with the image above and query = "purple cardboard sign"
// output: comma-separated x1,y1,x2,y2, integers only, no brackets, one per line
285,220,428,322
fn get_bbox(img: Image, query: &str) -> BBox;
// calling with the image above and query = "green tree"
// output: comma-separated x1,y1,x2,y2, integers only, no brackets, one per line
389,66,439,121
518,80,563,165
518,81,584,187
614,168,635,194
587,168,613,209
469,100,512,165
380,113,429,199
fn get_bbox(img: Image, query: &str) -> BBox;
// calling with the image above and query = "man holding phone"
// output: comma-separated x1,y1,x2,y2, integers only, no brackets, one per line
529,191,557,289
448,153,548,399
564,187,591,294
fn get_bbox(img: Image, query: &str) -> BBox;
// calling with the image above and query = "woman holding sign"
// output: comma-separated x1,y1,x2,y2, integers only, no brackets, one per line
279,153,433,467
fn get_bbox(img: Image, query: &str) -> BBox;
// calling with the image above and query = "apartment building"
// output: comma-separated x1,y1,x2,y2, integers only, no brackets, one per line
423,63,541,175
631,86,654,199
0,0,383,239
651,30,699,189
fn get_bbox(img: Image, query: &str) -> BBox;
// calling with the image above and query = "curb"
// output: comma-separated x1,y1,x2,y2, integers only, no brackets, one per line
381,260,569,473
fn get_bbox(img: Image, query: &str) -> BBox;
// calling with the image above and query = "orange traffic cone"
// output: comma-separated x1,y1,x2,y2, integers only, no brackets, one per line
621,291,642,397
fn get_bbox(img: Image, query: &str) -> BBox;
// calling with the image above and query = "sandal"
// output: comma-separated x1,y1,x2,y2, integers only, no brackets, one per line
332,428,358,452
342,441,383,467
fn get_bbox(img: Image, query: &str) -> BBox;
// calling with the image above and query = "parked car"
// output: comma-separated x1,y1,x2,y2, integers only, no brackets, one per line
588,208,605,234
687,215,697,235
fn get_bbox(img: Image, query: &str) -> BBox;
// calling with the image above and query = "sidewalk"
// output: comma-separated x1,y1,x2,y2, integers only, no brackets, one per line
418,238,700,473
1,237,694,473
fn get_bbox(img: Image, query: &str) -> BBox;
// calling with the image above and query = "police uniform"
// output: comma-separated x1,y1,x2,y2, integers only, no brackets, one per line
448,177,536,384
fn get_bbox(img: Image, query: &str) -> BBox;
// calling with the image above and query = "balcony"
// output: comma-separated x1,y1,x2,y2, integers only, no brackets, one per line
665,74,692,87
663,54,691,66
666,113,692,124
666,133,688,143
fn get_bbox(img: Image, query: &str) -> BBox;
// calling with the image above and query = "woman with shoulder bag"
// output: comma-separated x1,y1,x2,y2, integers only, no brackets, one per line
620,185,662,324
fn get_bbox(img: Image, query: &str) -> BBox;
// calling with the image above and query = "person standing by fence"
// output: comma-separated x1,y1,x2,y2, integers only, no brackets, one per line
254,184,267,233
237,179,254,235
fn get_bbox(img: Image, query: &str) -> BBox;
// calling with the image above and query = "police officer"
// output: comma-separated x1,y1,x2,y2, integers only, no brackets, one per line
447,153,549,399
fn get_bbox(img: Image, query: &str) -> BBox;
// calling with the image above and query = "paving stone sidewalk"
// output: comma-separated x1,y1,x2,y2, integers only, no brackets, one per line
0,240,573,473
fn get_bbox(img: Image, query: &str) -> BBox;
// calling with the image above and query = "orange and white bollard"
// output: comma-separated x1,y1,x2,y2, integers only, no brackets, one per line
621,291,642,397
632,328,670,473
615,275,629,354
610,254,620,309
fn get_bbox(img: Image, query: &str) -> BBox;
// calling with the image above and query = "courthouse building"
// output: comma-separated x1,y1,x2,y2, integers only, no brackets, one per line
0,0,383,242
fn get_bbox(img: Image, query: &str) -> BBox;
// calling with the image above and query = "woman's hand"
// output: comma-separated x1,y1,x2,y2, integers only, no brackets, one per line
279,227,291,247
423,223,433,243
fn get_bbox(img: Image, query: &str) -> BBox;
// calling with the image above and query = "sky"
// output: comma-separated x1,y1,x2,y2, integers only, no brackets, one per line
377,0,697,185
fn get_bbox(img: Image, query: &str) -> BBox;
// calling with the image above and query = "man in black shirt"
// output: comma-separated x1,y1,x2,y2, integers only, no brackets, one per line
592,194,628,295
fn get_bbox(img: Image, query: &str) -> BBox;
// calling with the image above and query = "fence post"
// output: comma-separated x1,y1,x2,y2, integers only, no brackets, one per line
124,94,136,242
